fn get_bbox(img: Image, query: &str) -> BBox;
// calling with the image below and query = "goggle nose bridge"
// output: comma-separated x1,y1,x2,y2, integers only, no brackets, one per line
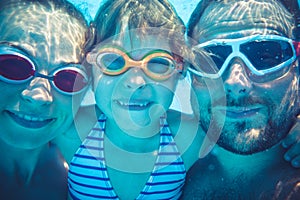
123,56,148,71
218,44,256,76
33,71,55,81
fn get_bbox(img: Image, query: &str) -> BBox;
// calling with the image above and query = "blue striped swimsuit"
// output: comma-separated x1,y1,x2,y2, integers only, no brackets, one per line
68,114,186,200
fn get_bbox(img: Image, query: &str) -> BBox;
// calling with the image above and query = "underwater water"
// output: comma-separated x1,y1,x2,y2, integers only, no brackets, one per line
68,0,199,113
1,1,300,199
68,0,199,24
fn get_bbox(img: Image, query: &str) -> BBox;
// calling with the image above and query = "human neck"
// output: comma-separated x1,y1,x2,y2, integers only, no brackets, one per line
214,142,285,177
104,117,161,153
0,138,49,186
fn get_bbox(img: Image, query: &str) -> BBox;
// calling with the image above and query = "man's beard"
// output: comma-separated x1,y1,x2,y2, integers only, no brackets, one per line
199,94,297,155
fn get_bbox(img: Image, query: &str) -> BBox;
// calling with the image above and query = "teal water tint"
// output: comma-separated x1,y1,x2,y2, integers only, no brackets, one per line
68,0,197,114
68,0,200,24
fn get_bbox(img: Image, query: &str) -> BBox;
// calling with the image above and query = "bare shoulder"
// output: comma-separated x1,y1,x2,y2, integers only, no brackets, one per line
2,144,69,200
74,105,98,138
167,109,204,170
52,105,98,163
41,143,68,175
30,143,68,199
261,163,300,199
167,109,197,132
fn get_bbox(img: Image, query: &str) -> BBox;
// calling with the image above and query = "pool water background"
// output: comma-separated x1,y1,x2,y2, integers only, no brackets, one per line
68,0,199,24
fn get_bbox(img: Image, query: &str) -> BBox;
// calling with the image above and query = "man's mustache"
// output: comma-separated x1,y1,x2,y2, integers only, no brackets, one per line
210,94,266,108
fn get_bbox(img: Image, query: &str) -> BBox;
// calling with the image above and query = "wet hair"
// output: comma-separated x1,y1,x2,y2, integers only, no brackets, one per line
0,0,94,76
187,0,295,39
279,0,300,40
0,0,87,26
93,0,187,63
186,0,211,39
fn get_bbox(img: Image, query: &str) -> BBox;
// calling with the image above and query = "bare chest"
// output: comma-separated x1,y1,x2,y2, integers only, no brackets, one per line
107,168,151,200
182,158,300,199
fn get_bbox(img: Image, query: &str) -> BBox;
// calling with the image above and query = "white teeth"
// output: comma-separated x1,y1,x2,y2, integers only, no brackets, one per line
15,113,47,122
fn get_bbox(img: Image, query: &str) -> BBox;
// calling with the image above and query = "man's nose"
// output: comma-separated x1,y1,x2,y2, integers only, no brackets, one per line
223,58,253,97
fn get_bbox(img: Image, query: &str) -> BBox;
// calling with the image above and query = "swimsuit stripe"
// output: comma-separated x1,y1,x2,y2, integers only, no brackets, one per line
68,114,186,200
73,153,104,161
79,144,104,151
68,170,109,181
151,171,186,176
140,183,184,194
69,178,113,190
158,151,180,156
70,162,106,171
160,141,176,146
69,183,118,199
145,178,185,186
86,136,104,141
92,127,105,131
155,161,184,166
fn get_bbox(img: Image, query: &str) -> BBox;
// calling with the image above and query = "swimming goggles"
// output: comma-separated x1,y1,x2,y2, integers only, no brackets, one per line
189,35,299,79
86,47,183,81
0,46,89,95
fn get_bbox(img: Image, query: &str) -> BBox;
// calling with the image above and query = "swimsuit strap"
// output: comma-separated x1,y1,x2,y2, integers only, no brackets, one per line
68,114,186,200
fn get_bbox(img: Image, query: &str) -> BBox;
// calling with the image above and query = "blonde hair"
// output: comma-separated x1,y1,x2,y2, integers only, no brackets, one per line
93,0,187,61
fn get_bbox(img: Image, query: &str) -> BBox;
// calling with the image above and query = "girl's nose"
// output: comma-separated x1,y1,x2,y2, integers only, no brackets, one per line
123,68,147,90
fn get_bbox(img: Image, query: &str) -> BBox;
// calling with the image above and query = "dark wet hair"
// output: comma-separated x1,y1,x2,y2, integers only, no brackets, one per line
186,0,211,39
279,0,300,40
187,0,295,39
